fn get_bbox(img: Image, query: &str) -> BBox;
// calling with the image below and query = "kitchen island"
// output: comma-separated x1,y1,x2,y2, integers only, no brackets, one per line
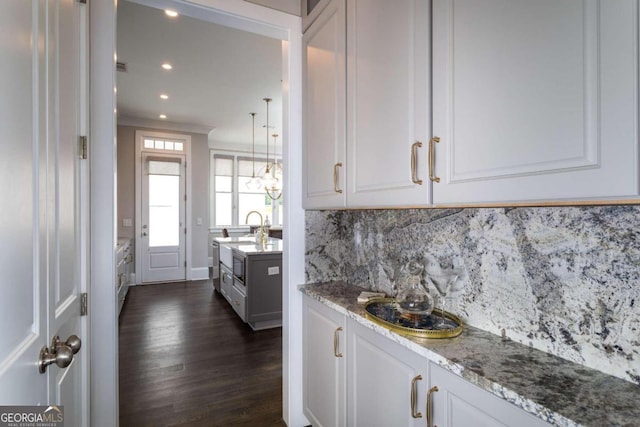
300,282,640,427
214,236,282,330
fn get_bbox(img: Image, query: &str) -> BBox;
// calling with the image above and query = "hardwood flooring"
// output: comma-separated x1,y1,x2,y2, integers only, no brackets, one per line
119,279,285,427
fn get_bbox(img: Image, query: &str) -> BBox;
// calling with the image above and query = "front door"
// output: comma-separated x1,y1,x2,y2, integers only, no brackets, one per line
140,152,186,283
0,0,87,425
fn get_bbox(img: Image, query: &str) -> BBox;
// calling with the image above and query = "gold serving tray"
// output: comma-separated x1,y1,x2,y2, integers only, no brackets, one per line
364,298,463,339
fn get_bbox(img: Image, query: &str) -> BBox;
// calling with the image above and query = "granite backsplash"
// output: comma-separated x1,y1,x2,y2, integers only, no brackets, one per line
305,206,640,385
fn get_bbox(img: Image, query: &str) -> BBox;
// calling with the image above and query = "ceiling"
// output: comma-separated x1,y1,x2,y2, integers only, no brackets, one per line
116,0,283,151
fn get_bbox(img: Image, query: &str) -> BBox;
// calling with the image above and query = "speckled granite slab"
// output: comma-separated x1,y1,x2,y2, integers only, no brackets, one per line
300,282,640,427
305,207,640,385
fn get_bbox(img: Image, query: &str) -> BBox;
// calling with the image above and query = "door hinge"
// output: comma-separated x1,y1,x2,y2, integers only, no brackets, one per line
184,194,187,201
79,136,87,159
184,227,187,234
184,261,187,267
78,0,87,4
80,292,88,316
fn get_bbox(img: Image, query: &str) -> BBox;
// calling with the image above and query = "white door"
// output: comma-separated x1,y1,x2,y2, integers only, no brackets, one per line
141,153,186,283
302,0,347,209
432,0,638,204
0,0,87,425
346,0,431,208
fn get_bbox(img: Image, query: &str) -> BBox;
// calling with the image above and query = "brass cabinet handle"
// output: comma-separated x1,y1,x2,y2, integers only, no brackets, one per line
333,163,343,193
410,374,423,418
333,326,343,357
411,142,423,185
428,137,440,183
426,385,439,427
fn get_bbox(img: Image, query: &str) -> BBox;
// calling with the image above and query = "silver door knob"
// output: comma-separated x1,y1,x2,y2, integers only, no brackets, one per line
38,335,81,374
53,334,82,354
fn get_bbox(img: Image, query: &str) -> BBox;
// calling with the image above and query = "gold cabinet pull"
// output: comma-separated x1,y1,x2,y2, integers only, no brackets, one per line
410,374,423,418
333,162,343,193
333,326,343,357
426,385,439,427
428,137,440,183
411,141,423,185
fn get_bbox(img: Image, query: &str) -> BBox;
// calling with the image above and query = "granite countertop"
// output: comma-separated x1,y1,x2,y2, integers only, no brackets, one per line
232,239,283,256
300,282,640,427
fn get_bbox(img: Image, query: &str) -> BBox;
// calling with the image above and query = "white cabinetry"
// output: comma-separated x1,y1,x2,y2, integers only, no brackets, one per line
347,319,428,427
302,295,347,427
303,0,431,209
301,297,554,427
303,0,639,209
303,0,346,209
429,363,551,427
432,0,639,204
117,239,133,316
346,0,431,207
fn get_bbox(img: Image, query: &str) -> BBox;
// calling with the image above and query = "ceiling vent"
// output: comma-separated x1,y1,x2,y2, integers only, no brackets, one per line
116,62,127,72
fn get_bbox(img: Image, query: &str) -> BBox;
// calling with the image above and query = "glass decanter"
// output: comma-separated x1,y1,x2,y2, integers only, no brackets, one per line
396,261,434,316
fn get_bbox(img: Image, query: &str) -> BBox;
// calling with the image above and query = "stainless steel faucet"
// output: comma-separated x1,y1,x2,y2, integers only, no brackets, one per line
245,210,267,248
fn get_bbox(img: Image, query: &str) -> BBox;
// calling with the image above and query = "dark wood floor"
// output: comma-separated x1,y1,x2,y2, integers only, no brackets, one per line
119,279,285,427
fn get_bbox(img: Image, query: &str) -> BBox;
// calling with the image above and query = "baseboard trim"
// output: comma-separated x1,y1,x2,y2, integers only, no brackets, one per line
191,267,210,281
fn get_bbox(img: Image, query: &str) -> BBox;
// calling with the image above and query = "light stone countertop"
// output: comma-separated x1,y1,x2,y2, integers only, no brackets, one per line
214,236,283,255
300,281,640,427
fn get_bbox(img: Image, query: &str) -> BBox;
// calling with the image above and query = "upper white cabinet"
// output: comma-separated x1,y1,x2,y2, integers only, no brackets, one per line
303,0,347,209
431,0,639,204
303,0,639,209
346,0,431,207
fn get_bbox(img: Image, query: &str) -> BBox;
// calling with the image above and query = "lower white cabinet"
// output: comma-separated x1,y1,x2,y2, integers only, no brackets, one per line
429,363,550,427
347,319,429,427
302,295,552,427
303,296,347,427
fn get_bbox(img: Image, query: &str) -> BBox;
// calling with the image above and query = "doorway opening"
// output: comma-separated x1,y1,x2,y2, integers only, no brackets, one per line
118,0,301,424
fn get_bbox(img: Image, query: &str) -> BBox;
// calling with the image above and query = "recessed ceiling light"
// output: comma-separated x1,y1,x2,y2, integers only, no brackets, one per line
160,94,169,100
165,9,179,18
161,63,173,70
159,114,167,119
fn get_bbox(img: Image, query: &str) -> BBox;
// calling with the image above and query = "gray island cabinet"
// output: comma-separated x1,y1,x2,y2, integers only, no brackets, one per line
215,237,283,330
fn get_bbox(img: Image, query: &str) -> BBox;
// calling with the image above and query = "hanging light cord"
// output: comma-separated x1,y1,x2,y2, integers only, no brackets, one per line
252,113,256,175
272,133,278,167
263,98,271,173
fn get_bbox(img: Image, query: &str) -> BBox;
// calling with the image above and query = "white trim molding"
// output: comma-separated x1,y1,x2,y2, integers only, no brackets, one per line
191,267,211,281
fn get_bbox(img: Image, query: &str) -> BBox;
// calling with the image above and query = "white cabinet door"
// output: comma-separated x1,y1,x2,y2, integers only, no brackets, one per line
347,319,428,427
303,296,347,427
346,0,431,208
432,0,638,204
430,363,551,427
303,0,347,209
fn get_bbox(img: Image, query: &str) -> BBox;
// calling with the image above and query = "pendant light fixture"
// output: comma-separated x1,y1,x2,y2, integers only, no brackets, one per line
266,133,283,200
245,112,263,190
